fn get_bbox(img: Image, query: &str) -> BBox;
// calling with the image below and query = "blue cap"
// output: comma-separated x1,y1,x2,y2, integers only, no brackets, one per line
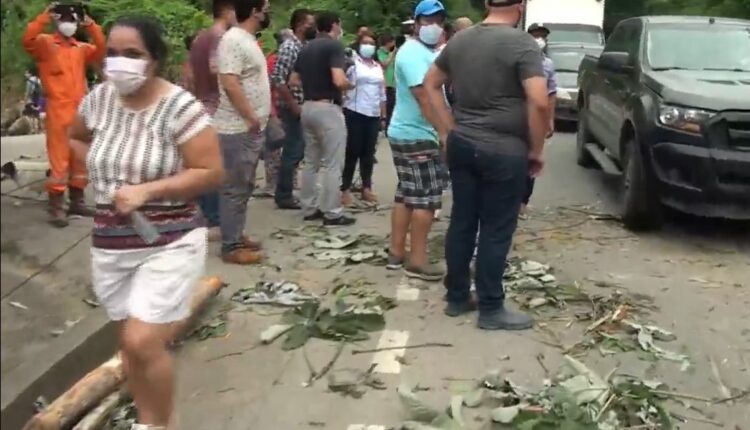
414,0,446,18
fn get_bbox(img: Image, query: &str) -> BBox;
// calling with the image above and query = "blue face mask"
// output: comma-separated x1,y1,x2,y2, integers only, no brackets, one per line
359,44,376,59
418,23,443,46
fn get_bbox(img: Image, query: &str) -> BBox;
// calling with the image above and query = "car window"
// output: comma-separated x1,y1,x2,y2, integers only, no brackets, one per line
604,21,641,62
646,23,750,71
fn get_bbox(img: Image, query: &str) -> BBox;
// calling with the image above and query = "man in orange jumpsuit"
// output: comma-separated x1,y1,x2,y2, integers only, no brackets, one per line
23,3,106,227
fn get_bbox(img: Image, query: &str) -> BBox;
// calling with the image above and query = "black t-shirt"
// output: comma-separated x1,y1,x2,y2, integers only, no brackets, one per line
294,34,347,104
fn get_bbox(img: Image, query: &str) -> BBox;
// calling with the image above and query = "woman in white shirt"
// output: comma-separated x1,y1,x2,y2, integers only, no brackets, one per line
342,32,387,205
68,16,223,429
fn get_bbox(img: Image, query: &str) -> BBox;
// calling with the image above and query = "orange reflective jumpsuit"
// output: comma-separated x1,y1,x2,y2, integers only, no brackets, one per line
22,12,106,195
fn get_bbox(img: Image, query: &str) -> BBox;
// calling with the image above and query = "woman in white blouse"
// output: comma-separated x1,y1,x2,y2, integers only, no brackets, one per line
342,32,387,205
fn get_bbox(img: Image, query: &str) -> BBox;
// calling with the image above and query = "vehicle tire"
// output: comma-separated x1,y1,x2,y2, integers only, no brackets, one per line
576,112,596,168
620,137,663,231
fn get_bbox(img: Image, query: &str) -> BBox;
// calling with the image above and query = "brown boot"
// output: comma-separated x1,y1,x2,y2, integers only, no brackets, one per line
222,248,264,265
68,188,95,217
48,193,69,228
241,235,263,251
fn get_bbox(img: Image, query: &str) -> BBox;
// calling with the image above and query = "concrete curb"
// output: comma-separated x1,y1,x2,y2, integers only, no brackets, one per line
0,313,117,429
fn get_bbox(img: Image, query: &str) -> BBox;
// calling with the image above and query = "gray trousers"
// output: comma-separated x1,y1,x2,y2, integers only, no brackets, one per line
299,101,347,219
219,131,263,254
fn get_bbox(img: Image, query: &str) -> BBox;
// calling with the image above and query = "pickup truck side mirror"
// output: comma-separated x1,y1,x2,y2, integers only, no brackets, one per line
598,52,632,73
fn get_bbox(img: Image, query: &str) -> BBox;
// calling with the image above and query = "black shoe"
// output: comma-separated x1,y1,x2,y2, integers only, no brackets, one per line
303,210,324,222
478,306,534,331
323,215,356,227
444,300,477,317
277,199,301,210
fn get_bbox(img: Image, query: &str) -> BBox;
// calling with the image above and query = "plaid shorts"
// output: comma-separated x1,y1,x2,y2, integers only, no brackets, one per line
390,138,445,210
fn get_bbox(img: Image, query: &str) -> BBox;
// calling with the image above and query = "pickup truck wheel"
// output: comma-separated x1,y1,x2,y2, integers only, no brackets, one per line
576,113,596,168
620,138,663,231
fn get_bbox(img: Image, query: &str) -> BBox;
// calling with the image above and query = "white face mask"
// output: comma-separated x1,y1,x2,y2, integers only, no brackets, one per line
359,44,376,59
105,57,149,96
535,37,547,50
58,22,78,38
418,24,443,46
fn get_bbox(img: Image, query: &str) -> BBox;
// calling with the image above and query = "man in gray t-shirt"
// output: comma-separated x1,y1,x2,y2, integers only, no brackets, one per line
423,0,550,331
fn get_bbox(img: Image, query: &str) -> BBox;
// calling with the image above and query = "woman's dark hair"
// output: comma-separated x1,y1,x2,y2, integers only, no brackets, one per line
351,31,376,53
112,16,169,72
316,11,340,33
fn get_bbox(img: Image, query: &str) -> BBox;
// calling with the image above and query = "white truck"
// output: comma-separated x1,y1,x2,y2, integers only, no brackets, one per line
523,0,606,46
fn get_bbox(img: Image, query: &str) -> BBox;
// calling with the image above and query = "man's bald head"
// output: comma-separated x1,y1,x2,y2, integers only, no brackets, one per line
454,17,473,32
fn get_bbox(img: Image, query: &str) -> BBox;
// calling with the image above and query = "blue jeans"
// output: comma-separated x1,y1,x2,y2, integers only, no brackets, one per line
444,132,528,312
198,192,220,227
274,109,305,204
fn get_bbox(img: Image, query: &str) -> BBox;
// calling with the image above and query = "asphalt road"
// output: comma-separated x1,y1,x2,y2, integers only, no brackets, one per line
170,130,749,429
2,131,747,429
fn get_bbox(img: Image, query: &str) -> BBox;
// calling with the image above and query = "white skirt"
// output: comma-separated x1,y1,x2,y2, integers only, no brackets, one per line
91,228,207,324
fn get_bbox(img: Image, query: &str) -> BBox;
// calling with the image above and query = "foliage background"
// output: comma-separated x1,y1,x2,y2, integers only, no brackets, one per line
2,0,748,107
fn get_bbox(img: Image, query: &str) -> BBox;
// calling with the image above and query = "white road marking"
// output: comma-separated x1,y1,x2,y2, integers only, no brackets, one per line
371,330,409,374
396,277,420,301
347,425,386,430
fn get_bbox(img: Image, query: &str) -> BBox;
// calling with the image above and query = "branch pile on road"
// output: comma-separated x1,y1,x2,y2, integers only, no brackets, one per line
271,225,389,266
503,258,689,369
260,279,397,350
396,355,676,430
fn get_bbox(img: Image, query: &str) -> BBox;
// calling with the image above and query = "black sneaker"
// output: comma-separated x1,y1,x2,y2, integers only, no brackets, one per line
277,199,301,210
303,210,324,222
478,306,534,331
444,300,477,317
323,215,356,227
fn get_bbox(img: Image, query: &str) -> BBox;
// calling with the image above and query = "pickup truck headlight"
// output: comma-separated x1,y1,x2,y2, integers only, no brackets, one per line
658,105,714,134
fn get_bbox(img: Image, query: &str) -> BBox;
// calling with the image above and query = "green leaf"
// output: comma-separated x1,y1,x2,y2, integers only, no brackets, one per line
398,384,441,423
282,324,310,350
491,405,521,424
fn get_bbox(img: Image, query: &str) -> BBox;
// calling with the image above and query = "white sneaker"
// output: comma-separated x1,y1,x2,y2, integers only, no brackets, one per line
131,425,166,430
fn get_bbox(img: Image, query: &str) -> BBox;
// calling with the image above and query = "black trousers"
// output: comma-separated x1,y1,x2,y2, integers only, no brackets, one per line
342,108,380,191
385,87,396,130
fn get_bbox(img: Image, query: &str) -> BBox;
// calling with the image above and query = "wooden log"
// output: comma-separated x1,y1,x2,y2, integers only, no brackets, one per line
70,390,124,430
23,276,226,430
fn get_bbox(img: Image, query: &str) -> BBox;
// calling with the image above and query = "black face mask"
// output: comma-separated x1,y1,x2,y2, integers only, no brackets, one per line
303,27,317,41
260,12,271,30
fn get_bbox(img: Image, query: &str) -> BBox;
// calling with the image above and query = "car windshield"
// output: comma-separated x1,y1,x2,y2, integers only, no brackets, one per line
548,30,604,46
647,23,750,71
548,48,603,72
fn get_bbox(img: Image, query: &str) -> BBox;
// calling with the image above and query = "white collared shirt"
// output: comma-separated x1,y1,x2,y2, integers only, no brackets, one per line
344,55,386,118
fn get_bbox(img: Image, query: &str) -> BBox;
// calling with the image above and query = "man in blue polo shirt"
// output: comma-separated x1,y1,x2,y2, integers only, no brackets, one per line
386,0,447,282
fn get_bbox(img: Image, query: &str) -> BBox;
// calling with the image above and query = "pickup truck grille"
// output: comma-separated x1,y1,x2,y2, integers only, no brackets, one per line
704,111,750,150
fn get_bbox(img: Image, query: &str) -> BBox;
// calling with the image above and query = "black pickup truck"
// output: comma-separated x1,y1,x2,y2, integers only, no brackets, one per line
577,16,750,230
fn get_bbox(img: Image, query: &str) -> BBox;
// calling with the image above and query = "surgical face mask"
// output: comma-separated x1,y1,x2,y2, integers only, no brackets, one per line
359,44,376,59
58,22,78,38
105,56,149,96
418,23,443,46
535,37,547,50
